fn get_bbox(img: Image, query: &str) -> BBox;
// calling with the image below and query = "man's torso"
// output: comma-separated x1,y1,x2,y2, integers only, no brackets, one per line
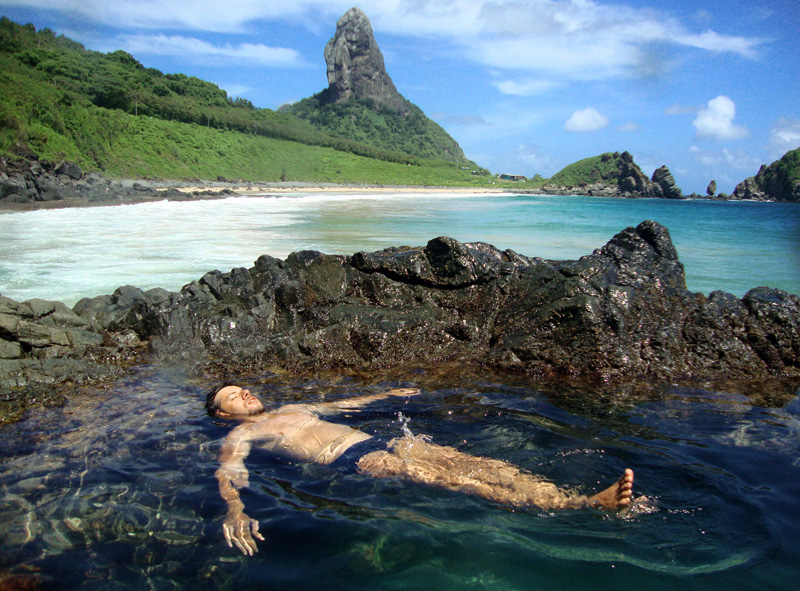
230,405,372,464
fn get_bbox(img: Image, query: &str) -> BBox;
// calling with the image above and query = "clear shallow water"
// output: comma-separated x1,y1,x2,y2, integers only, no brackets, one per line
0,368,798,590
1,193,799,305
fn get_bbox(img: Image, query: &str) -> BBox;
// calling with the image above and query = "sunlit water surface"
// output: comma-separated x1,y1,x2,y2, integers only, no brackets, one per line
1,368,799,590
1,193,798,305
1,193,800,589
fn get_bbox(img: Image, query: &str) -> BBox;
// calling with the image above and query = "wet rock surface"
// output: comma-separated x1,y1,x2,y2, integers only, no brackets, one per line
2,221,799,422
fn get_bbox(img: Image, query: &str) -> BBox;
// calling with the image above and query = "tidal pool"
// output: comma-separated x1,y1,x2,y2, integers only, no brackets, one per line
1,366,798,590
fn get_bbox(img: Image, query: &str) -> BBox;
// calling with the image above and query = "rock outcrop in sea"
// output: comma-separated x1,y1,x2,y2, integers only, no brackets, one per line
651,165,683,199
540,152,684,198
732,147,800,203
3,221,798,422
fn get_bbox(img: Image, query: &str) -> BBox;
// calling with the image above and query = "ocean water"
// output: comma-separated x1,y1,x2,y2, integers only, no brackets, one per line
1,192,799,305
0,367,798,590
1,193,800,590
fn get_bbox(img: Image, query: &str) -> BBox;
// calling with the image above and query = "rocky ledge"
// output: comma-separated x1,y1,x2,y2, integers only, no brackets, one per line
2,221,798,422
0,155,245,208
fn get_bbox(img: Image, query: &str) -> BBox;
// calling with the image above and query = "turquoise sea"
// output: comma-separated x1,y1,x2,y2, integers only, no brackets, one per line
0,192,798,304
1,193,799,590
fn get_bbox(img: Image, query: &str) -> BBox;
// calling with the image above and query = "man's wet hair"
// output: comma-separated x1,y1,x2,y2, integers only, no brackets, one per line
205,381,236,416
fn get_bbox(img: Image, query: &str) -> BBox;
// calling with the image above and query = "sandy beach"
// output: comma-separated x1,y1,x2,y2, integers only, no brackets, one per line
0,183,509,213
175,183,508,195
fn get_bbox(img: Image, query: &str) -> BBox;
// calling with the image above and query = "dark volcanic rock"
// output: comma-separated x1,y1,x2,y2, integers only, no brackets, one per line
322,7,406,112
0,221,800,422
0,295,139,423
3,221,799,420
651,165,683,199
68,221,800,383
0,156,243,206
616,151,655,196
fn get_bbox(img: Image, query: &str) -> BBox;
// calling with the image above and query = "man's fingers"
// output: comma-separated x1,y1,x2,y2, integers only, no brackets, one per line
251,520,265,541
223,519,259,555
231,536,249,555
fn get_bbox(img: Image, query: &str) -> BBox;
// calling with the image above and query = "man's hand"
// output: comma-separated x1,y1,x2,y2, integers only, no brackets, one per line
387,387,421,397
223,510,265,556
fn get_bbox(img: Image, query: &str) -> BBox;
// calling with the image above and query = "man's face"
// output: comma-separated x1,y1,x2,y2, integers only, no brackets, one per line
214,385,265,416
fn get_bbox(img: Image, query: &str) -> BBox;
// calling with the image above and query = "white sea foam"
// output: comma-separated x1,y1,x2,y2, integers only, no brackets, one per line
1,193,798,305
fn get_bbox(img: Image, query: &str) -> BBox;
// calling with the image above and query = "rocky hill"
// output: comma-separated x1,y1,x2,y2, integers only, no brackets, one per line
285,8,471,165
322,7,406,113
732,148,800,202
0,16,492,190
544,152,684,198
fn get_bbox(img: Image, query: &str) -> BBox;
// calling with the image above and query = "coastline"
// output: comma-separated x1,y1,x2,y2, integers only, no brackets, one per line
0,181,509,213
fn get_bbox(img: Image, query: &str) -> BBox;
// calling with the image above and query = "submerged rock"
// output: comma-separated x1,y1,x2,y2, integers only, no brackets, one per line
2,221,799,422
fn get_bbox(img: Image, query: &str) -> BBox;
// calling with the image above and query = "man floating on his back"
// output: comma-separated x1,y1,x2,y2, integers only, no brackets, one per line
206,383,635,555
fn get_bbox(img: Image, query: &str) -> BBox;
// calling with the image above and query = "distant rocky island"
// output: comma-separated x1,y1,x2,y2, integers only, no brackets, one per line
731,147,800,202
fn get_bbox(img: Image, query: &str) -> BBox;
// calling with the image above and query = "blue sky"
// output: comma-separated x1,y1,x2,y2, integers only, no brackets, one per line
1,0,798,193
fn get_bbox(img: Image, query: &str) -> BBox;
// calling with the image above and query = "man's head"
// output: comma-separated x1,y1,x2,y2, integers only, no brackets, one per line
206,382,265,417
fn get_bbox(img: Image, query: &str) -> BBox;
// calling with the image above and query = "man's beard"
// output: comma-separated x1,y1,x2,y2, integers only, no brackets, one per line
248,406,266,416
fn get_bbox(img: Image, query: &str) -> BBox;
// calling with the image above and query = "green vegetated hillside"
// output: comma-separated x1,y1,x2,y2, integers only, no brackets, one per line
0,17,488,185
285,93,481,169
733,147,800,202
548,152,625,186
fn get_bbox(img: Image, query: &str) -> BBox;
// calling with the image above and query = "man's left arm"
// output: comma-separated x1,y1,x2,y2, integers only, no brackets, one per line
311,387,420,414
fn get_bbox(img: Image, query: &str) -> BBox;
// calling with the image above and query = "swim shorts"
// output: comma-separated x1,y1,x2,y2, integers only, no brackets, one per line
330,435,388,473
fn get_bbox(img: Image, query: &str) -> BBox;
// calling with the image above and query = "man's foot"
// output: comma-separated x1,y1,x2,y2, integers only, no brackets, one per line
588,468,634,510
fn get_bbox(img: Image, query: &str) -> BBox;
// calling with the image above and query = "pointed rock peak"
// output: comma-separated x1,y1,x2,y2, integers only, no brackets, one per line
323,7,405,111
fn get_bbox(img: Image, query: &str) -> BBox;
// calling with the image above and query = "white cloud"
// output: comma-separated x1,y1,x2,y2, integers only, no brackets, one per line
618,122,641,132
769,119,800,155
116,34,303,67
689,145,760,170
221,84,250,99
692,96,749,141
9,0,766,81
565,108,609,133
432,113,488,127
493,78,559,97
674,30,761,58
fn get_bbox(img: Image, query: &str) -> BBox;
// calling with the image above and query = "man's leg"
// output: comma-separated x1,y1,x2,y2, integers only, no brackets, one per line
356,435,633,511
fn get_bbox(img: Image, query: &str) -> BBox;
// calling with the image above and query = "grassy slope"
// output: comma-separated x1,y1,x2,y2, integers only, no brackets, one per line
547,153,621,186
286,94,479,167
0,18,491,185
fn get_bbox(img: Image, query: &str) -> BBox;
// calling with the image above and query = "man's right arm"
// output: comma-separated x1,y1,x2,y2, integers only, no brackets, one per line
215,435,264,555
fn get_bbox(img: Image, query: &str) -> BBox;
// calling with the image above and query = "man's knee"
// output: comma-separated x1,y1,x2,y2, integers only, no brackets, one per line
356,449,404,477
